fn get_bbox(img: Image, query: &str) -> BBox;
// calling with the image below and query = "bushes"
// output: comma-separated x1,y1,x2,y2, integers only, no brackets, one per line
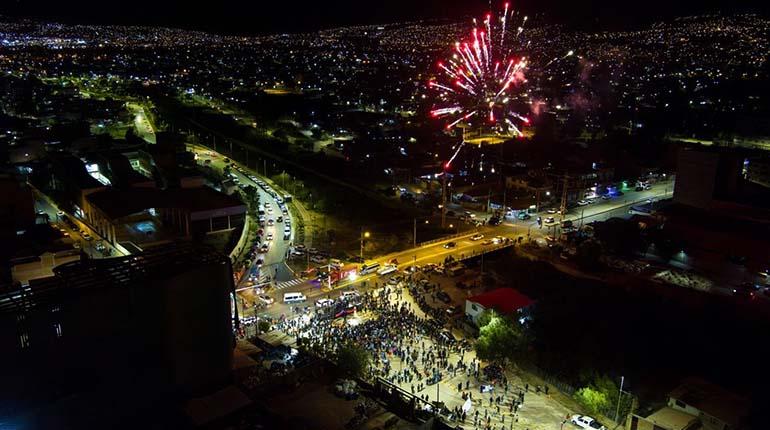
574,386,610,415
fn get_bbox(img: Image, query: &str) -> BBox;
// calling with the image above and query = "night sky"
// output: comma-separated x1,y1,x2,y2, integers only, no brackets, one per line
2,0,769,34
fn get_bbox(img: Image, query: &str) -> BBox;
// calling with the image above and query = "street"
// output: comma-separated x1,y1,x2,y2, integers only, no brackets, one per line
244,180,675,320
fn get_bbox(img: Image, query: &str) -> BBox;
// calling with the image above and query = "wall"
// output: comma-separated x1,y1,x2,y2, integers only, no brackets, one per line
464,300,486,323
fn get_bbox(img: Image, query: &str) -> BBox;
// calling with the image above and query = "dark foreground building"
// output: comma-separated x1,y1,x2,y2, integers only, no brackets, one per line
0,242,237,429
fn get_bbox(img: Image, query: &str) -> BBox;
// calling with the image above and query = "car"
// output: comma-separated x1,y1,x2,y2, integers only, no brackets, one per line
443,241,457,249
571,415,606,430
601,194,611,200
315,298,335,308
267,219,275,226
82,233,93,241
544,217,555,224
277,216,283,223
340,290,360,301
310,255,326,264
387,275,403,286
482,239,494,245
260,244,269,253
436,291,452,304
258,295,275,305
634,186,644,191
577,200,590,206
546,208,557,214
266,233,273,241
470,233,484,241
491,236,505,244
516,212,531,220
56,210,65,217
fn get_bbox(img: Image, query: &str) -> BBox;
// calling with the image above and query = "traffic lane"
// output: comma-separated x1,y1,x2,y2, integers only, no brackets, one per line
377,227,499,265
260,239,518,318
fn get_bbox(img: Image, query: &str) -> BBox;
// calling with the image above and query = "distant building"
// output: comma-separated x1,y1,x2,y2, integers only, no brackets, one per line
83,186,246,249
673,148,743,209
465,288,534,324
627,378,749,430
47,153,108,214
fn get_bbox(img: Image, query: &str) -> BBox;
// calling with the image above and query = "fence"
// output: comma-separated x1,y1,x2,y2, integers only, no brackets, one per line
454,241,514,262
418,230,478,248
520,362,577,396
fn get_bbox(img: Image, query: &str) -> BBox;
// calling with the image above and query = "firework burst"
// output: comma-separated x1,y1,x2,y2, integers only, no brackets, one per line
429,3,570,138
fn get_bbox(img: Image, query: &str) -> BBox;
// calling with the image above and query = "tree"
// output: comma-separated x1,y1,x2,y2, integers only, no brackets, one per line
574,386,610,415
336,344,370,379
574,374,634,420
474,310,529,366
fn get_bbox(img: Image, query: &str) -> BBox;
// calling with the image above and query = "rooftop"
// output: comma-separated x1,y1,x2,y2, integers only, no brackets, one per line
645,407,699,430
86,186,245,220
669,377,750,427
468,288,534,315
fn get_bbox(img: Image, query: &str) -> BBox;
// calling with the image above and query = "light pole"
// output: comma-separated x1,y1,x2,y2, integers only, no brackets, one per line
360,229,370,261
414,218,429,248
615,376,625,423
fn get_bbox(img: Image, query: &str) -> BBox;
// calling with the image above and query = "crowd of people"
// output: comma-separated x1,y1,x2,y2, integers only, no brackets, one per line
268,279,553,430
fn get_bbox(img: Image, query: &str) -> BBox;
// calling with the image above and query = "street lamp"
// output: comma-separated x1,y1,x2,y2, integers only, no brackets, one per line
413,218,429,248
360,229,370,261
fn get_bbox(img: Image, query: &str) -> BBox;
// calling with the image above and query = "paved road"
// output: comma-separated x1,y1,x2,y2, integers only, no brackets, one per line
32,189,124,259
128,103,156,144
190,147,295,298
250,180,675,319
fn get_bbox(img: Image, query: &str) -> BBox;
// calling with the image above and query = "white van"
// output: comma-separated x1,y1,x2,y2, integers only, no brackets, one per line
359,263,380,275
283,292,307,303
341,290,359,300
377,264,398,276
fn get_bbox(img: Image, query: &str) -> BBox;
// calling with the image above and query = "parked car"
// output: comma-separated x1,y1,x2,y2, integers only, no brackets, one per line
544,217,555,224
436,291,452,304
443,241,457,249
577,200,590,206
571,415,606,430
470,233,484,241
315,298,335,308
257,295,275,305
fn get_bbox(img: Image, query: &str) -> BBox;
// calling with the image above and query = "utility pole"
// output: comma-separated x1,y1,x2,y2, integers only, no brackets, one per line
441,171,448,228
615,376,625,423
360,228,369,261
413,218,417,248
560,175,569,222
